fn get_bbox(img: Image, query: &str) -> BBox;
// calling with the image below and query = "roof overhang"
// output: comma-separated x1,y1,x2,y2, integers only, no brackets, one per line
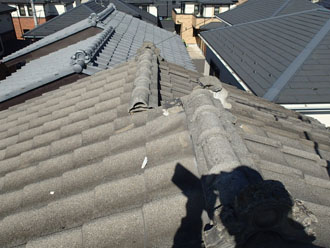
215,15,232,26
199,34,252,93
281,103,330,113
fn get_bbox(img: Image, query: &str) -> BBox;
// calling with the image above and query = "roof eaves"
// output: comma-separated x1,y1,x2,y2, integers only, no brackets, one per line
198,33,253,93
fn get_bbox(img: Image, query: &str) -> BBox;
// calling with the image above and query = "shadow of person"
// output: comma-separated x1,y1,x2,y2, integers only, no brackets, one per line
172,164,323,248
171,163,205,248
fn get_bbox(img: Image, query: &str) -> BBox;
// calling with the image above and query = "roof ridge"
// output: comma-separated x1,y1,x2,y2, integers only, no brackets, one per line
129,43,160,113
207,8,327,34
70,25,115,73
271,0,291,17
263,16,330,101
97,2,116,21
182,79,256,175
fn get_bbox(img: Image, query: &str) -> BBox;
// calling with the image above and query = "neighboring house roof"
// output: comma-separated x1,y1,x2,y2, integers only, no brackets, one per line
0,4,194,102
320,0,330,8
200,8,330,104
0,43,329,247
198,0,237,4
160,19,175,32
200,21,228,31
0,3,15,13
0,0,73,4
23,0,157,38
216,0,321,25
22,1,107,38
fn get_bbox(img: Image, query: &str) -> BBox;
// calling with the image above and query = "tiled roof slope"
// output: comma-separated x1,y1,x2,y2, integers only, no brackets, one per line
0,43,330,247
0,44,203,248
22,1,107,38
23,0,157,38
216,0,321,25
201,9,330,104
0,5,194,103
320,0,330,8
0,3,15,13
200,21,228,31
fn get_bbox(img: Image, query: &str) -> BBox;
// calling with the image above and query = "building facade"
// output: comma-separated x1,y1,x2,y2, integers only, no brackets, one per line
0,0,74,39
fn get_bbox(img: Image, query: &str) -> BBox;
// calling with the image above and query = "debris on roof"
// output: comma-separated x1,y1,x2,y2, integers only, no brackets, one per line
0,42,329,247
201,8,330,104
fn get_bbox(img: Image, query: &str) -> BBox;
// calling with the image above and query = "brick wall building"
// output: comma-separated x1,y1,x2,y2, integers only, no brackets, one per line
0,0,74,39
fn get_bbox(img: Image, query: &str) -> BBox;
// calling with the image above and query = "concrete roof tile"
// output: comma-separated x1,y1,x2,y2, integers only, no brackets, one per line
50,134,82,156
82,209,145,248
26,228,82,248
0,46,330,247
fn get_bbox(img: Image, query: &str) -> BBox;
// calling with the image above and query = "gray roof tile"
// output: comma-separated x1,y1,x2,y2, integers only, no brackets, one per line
217,0,321,25
0,44,330,247
1,5,193,103
201,9,330,104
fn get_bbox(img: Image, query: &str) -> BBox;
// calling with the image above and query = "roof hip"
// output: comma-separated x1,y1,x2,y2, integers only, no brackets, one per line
129,43,160,113
263,16,330,101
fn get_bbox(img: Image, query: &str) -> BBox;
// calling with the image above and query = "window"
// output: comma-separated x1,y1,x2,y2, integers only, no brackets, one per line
27,4,33,16
214,6,219,15
194,5,200,15
139,5,148,12
18,5,26,16
210,60,220,78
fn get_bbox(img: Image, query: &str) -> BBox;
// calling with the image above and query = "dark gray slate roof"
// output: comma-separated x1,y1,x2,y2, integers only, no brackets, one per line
0,44,329,247
320,0,330,9
160,19,175,32
201,8,330,104
23,1,106,38
200,21,228,31
23,0,157,38
0,3,15,13
216,0,321,25
0,4,194,102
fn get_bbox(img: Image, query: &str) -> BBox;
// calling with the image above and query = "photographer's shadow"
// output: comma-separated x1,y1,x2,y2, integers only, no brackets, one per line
172,164,323,248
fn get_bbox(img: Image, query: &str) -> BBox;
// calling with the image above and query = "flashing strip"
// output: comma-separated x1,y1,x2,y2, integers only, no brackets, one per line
272,0,291,17
199,35,252,93
215,16,232,26
263,18,330,101
281,103,330,111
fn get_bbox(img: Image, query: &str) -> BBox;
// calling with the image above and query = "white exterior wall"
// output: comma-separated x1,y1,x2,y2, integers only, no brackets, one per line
54,4,66,15
185,4,195,14
9,4,45,17
34,5,45,18
0,13,14,33
9,4,18,17
148,5,157,17
220,6,229,13
174,8,181,13
305,114,330,127
203,6,213,17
